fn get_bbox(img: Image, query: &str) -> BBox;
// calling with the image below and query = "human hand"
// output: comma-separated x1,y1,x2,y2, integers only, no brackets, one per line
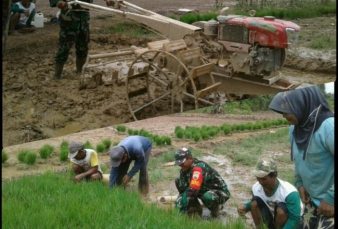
57,1,68,9
105,0,115,6
317,200,334,217
298,186,311,204
237,205,247,216
122,175,131,186
73,174,84,183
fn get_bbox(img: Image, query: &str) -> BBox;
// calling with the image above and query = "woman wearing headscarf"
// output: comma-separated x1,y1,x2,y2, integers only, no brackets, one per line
269,85,334,229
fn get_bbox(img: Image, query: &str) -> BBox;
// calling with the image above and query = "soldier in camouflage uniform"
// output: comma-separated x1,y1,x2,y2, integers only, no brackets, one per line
50,0,91,80
174,148,230,218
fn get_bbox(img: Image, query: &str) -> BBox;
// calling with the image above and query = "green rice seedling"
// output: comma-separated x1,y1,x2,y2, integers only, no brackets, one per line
163,136,172,145
139,129,151,137
113,141,119,146
116,125,126,132
102,139,112,150
96,143,105,153
184,131,192,139
127,129,133,135
193,133,201,142
59,148,68,162
175,129,184,139
262,121,269,128
244,122,253,131
2,150,8,163
84,140,93,149
133,129,139,135
39,147,50,159
24,152,37,165
223,125,232,135
201,130,208,139
174,126,183,133
238,124,246,131
155,136,164,146
254,122,263,130
39,144,54,159
18,150,29,162
60,140,69,150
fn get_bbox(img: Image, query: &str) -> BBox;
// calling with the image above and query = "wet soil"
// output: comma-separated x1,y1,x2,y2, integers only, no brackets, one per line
2,0,336,147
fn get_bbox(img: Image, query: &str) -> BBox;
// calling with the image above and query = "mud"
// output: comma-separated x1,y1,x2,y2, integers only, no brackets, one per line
2,1,336,147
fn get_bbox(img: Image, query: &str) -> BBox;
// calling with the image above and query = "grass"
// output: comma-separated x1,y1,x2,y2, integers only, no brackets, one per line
213,127,290,167
2,150,8,163
39,144,54,159
2,172,228,229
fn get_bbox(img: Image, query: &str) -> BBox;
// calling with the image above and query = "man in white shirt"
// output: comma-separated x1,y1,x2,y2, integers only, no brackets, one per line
9,0,36,35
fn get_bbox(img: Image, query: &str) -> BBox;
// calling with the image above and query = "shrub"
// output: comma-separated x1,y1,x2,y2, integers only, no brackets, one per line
133,130,139,135
18,150,29,162
116,125,126,132
59,148,68,162
60,140,69,150
102,139,112,150
96,143,105,153
127,129,133,135
201,130,208,139
39,144,54,159
184,131,192,139
25,152,37,165
2,150,8,164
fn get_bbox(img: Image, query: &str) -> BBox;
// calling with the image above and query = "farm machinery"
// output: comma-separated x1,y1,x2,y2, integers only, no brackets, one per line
68,0,301,120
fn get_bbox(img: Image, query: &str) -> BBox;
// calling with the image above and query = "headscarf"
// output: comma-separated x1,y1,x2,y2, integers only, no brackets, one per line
269,85,334,160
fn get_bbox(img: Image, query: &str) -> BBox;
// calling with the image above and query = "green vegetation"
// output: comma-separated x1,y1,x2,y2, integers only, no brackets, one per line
96,143,106,153
59,148,68,162
18,150,29,163
213,127,290,167
116,125,126,133
174,119,288,141
126,128,173,147
102,139,112,150
84,140,93,149
24,152,37,165
2,150,8,163
39,144,54,159
2,172,229,229
60,140,69,150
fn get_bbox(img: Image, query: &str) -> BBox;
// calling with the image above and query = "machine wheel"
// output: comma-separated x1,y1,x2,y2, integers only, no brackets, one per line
125,50,207,120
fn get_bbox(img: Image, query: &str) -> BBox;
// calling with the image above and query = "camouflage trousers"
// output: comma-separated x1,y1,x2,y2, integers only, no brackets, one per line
298,201,334,229
54,19,90,64
175,189,230,214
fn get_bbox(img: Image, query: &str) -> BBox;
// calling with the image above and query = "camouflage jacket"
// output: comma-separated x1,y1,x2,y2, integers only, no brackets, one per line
177,158,229,198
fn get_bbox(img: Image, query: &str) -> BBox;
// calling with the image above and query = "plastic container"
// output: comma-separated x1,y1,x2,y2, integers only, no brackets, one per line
34,13,44,28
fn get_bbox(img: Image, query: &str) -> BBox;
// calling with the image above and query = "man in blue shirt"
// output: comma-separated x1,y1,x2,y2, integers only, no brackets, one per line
109,135,152,195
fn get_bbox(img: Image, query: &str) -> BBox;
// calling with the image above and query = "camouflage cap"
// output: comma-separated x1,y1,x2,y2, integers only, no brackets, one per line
174,148,192,165
251,158,277,178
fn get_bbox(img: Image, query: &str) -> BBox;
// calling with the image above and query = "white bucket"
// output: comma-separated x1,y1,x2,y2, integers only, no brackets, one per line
34,13,44,28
